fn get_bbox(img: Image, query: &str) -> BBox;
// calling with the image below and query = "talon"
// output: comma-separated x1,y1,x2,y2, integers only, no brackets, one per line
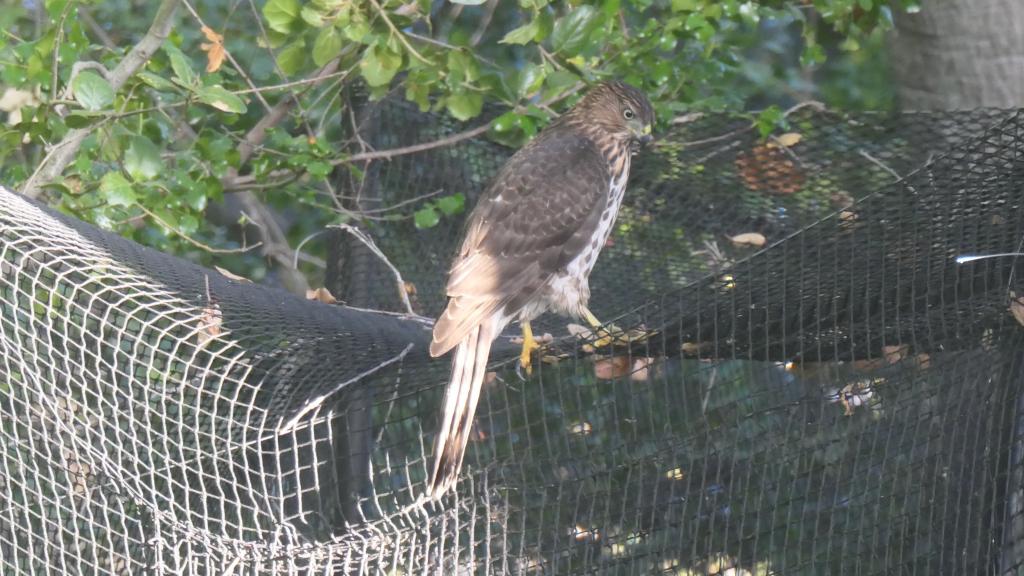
581,306,656,348
517,320,542,378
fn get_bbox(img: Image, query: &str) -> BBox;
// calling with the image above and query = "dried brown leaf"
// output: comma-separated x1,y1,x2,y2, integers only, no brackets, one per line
664,467,686,480
594,356,631,380
730,232,767,248
305,287,337,304
772,132,802,147
200,26,226,73
1010,291,1024,326
572,524,600,543
630,357,656,381
197,303,223,347
882,344,909,365
568,421,593,436
214,265,252,283
681,341,709,355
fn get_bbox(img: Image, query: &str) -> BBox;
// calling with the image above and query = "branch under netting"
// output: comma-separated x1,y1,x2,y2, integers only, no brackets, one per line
3,107,1024,575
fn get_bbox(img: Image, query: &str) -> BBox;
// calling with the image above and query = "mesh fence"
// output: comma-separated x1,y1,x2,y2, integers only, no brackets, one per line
2,104,1024,575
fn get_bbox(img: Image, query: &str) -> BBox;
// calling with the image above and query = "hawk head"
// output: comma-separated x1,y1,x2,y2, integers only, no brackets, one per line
571,80,655,146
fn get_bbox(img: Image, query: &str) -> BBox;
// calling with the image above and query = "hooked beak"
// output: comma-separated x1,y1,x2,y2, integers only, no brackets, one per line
637,124,653,145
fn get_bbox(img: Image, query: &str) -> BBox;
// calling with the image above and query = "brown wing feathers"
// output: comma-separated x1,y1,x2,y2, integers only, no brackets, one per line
426,116,614,498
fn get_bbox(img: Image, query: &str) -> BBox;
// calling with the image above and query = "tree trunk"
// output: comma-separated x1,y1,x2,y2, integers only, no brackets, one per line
890,5,1024,573
889,1,1024,110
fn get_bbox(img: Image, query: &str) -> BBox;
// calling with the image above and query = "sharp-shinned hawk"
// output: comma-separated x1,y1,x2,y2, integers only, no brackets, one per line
427,80,655,499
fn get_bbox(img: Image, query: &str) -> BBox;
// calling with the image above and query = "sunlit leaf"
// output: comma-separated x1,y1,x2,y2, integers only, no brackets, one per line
99,172,136,207
263,0,300,34
359,46,402,87
312,26,342,66
414,206,440,229
196,85,247,114
551,4,600,55
500,20,539,45
276,40,306,75
137,71,177,92
446,91,483,121
124,135,161,181
71,71,114,111
163,43,196,87
435,193,464,216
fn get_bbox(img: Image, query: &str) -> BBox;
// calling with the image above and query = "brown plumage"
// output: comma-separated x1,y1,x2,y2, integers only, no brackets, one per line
427,81,655,499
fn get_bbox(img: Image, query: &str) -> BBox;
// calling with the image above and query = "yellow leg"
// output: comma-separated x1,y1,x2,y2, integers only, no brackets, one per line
518,320,542,376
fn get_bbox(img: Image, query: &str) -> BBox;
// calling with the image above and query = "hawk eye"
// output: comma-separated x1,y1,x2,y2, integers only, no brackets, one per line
623,108,635,120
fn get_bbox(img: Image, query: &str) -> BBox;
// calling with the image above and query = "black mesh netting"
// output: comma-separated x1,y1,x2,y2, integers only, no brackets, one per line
2,103,1024,575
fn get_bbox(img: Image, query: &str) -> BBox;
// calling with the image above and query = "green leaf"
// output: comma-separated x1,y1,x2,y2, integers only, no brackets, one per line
65,111,103,129
359,46,402,87
138,71,177,92
100,172,136,207
500,20,539,45
551,5,600,55
344,17,370,42
124,136,161,181
163,43,196,87
263,0,300,34
414,206,440,229
516,63,547,97
196,85,247,114
449,0,488,4
755,106,785,139
307,160,332,178
313,26,343,66
300,5,326,27
447,51,479,84
276,40,306,75
436,193,464,216
71,70,114,111
445,91,483,121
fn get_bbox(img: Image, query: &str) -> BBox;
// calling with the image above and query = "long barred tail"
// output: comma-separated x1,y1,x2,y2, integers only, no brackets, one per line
427,321,495,499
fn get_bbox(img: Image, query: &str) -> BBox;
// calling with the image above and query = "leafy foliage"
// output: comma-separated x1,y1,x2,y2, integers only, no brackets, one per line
0,0,915,287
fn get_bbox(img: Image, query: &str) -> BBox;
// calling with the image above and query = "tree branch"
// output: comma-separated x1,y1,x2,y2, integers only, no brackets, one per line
330,223,416,315
332,122,492,165
20,0,181,199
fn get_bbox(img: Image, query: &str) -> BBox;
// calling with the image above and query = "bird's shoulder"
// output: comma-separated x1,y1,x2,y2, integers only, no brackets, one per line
468,126,610,226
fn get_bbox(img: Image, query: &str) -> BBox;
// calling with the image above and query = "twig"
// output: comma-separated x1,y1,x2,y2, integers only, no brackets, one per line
357,188,445,214
292,229,327,270
277,343,414,435
237,193,309,293
673,101,828,149
330,223,415,315
405,31,497,68
368,0,431,65
179,0,272,113
138,204,262,254
20,0,181,198
50,0,75,101
671,112,705,125
334,122,491,164
79,7,116,49
325,81,585,167
470,0,499,47
857,148,902,181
